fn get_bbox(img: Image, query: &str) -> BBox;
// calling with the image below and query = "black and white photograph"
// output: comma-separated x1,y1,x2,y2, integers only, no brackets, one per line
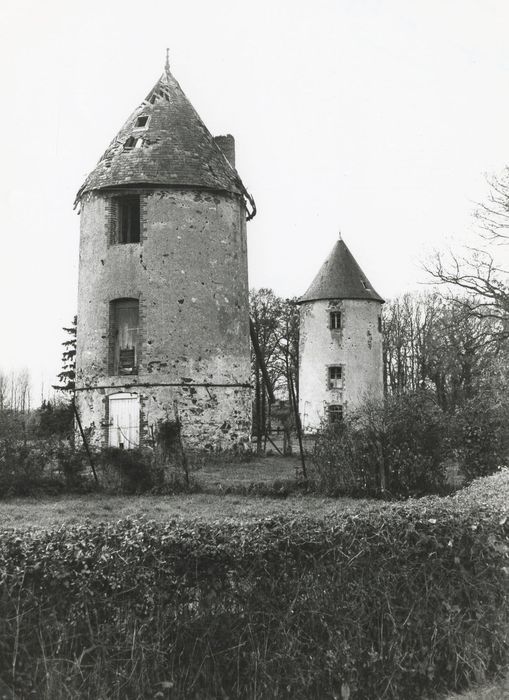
0,1,508,698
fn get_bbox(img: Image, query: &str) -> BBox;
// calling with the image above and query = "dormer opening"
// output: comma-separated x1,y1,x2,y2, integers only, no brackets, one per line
135,115,149,128
124,136,143,150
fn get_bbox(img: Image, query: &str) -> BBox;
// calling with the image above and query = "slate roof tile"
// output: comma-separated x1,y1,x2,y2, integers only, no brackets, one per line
299,238,384,303
76,66,250,204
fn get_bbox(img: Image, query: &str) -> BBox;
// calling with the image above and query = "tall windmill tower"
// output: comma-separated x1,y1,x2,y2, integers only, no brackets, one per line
74,55,255,450
298,236,384,431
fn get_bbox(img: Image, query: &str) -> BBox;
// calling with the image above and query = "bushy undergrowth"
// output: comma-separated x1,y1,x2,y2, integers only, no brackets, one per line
0,436,89,496
453,389,509,482
313,392,450,497
0,473,507,699
0,405,89,497
97,447,162,493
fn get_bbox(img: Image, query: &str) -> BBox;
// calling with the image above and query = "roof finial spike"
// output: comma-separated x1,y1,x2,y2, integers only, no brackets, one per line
165,48,170,73
338,229,342,241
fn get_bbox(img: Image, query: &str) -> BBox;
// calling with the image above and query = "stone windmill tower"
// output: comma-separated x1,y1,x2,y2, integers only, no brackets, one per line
297,236,384,431
74,55,255,450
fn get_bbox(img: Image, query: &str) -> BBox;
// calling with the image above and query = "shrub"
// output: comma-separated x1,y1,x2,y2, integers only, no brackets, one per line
97,447,160,494
313,392,450,497
34,400,74,438
453,388,509,482
0,434,82,497
0,472,507,699
0,407,89,496
312,418,374,496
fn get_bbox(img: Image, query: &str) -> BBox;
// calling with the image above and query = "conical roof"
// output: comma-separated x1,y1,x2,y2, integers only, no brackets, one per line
299,238,384,303
75,64,251,204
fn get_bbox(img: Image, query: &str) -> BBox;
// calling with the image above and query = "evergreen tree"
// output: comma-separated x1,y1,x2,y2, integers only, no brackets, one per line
54,316,77,391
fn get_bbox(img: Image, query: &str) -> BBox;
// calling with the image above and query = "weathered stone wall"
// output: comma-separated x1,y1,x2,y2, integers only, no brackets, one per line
298,298,383,431
75,186,251,448
76,384,251,450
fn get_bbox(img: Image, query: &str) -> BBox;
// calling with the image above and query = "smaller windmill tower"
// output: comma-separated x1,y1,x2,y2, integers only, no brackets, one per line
297,236,384,431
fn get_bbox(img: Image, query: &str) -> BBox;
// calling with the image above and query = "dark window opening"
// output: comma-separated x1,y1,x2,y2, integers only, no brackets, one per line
361,278,370,290
327,404,343,424
330,311,342,330
115,195,140,243
124,136,143,150
110,299,139,376
135,115,149,128
378,315,382,333
328,366,343,390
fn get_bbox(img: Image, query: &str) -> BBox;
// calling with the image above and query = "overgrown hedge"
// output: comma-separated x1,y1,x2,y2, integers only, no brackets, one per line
312,392,450,497
0,473,508,699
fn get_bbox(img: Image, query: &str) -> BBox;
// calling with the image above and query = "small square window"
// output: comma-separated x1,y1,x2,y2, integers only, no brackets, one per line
135,115,149,128
328,366,342,390
327,404,343,424
330,311,342,330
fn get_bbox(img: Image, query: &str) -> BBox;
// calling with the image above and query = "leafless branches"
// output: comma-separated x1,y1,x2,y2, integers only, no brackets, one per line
0,368,32,413
424,171,509,323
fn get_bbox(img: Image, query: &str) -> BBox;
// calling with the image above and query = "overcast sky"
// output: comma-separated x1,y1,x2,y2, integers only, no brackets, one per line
1,0,509,402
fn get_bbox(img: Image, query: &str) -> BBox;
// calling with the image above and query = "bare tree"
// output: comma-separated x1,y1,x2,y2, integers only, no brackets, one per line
249,290,300,449
383,292,506,410
474,169,509,243
426,247,509,322
425,170,509,323
0,370,7,411
5,368,32,413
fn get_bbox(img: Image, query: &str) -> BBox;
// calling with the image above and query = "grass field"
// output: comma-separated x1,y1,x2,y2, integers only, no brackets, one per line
0,457,507,533
0,491,381,531
0,455,381,531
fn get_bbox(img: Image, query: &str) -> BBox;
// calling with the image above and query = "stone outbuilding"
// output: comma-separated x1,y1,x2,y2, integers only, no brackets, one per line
297,236,384,431
74,56,255,450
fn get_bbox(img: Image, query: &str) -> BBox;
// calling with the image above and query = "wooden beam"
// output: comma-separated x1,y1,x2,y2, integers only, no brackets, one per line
249,318,275,404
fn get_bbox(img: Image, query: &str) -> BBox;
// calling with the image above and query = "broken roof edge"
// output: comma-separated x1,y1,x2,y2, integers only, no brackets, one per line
73,181,256,214
74,66,257,218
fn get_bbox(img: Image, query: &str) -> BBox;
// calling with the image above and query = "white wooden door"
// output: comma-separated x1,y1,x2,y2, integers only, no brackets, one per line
108,392,140,449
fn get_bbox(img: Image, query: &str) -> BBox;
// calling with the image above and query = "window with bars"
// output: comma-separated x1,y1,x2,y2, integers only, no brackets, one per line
327,404,343,424
330,311,342,330
328,365,343,390
110,299,139,375
112,195,141,244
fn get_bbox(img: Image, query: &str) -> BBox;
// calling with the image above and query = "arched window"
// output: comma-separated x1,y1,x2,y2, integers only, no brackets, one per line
108,392,140,448
110,298,139,375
